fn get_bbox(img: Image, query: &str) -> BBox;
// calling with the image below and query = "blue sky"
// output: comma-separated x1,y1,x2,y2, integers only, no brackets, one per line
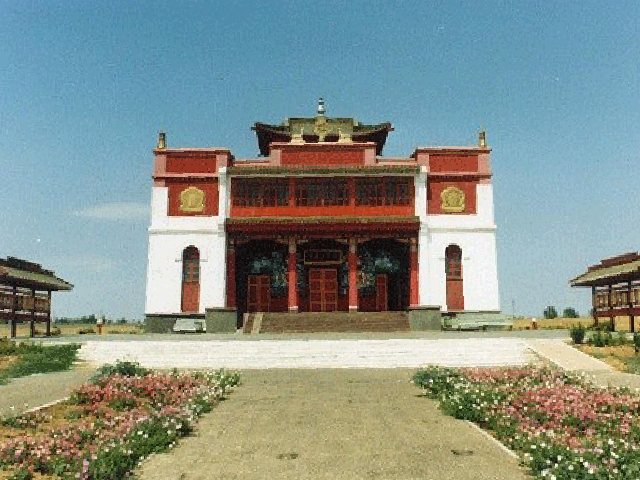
1,0,638,320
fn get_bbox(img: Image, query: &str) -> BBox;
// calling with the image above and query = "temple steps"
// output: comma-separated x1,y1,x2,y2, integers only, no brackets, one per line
78,338,534,369
251,312,411,334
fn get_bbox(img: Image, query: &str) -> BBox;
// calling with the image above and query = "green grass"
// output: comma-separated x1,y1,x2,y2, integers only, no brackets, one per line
0,339,80,385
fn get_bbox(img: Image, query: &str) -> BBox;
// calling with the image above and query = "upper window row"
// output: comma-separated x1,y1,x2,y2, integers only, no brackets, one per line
232,178,413,208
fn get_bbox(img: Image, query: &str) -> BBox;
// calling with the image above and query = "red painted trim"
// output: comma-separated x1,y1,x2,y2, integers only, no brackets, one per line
348,241,358,310
226,245,236,309
226,219,420,235
409,240,419,307
288,241,298,311
428,180,477,215
231,205,414,217
167,180,219,217
429,155,478,173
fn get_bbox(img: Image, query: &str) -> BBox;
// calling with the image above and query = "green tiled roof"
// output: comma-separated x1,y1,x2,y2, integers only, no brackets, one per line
0,258,73,291
570,259,640,287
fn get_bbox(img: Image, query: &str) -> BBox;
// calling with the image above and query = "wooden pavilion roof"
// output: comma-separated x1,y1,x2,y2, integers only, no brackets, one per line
0,257,73,291
570,252,640,287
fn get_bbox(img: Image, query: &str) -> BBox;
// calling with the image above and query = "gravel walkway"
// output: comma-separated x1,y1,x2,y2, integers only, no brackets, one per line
136,369,529,480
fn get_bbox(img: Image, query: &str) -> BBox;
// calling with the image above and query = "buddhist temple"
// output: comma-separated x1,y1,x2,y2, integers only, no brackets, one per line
145,100,500,332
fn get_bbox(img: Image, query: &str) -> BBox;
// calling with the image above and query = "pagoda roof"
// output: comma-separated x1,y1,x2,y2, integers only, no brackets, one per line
252,116,393,156
570,252,640,287
0,257,73,291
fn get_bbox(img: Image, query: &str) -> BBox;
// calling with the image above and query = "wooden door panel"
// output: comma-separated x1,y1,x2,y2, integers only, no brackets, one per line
181,283,200,312
308,268,338,312
446,279,464,311
375,274,388,312
248,274,270,312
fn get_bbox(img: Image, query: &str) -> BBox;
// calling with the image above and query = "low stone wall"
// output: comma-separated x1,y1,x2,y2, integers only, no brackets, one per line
205,308,237,333
407,306,442,331
144,314,205,334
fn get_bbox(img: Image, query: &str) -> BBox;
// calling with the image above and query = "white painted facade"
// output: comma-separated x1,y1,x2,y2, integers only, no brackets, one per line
417,182,500,312
145,186,228,315
146,176,500,316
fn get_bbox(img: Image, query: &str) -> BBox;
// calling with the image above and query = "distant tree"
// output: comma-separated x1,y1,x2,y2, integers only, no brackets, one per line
117,318,127,324
543,306,558,319
563,307,579,318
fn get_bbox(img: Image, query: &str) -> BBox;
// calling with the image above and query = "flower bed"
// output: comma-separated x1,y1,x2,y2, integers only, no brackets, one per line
0,361,240,480
413,366,640,480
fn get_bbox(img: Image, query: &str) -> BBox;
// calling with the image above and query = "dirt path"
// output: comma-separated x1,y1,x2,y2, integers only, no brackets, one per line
137,369,529,480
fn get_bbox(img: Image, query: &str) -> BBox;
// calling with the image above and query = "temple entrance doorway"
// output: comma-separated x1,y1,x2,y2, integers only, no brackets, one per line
358,239,409,312
309,268,338,312
247,274,270,312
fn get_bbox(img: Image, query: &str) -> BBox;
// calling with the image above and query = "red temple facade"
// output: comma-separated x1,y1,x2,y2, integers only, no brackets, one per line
145,102,500,331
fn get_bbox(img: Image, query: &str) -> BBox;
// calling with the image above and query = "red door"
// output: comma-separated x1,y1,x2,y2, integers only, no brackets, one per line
181,247,200,313
248,274,270,312
375,274,388,312
445,245,464,311
309,268,338,312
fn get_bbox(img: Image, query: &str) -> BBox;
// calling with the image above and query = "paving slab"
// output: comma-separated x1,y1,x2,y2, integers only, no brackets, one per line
136,368,529,480
0,363,95,417
525,339,613,372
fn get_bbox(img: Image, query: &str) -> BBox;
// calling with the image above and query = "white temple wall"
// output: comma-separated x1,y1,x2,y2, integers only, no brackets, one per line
145,186,227,315
418,182,499,312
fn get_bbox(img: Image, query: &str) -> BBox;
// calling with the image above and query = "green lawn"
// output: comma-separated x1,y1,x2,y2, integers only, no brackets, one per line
0,339,80,384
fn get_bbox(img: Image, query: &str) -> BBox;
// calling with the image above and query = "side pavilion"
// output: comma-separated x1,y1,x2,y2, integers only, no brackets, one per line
570,252,640,332
0,257,73,338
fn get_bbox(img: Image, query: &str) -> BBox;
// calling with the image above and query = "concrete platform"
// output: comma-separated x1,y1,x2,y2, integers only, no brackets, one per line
79,337,535,369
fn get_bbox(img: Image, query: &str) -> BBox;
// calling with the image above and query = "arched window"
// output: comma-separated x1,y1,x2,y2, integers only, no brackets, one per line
181,246,200,312
445,244,464,311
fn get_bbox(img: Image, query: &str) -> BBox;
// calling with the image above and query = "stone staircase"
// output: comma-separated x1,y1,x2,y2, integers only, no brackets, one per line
78,337,535,369
254,312,410,334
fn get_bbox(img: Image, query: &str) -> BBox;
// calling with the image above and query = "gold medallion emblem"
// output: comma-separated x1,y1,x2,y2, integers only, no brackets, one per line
180,186,205,213
441,186,465,213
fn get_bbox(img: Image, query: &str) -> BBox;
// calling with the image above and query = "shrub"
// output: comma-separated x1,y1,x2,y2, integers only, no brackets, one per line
563,307,579,318
569,324,586,344
543,306,557,319
589,330,614,347
633,332,640,354
90,360,151,384
615,331,629,346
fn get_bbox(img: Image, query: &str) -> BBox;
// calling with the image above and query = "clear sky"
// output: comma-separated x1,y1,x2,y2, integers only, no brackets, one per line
1,0,638,320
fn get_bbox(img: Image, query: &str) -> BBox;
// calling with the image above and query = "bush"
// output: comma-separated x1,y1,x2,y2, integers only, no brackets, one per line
589,330,614,347
633,333,640,354
563,307,579,318
90,360,152,384
543,306,558,319
569,324,586,344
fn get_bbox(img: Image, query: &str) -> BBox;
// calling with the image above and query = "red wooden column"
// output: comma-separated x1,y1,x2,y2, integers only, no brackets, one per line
226,240,236,309
409,238,419,308
608,284,615,331
628,281,635,333
29,288,35,338
288,178,296,207
348,239,358,311
45,291,52,336
10,284,17,339
348,178,356,207
288,239,298,312
591,286,599,327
